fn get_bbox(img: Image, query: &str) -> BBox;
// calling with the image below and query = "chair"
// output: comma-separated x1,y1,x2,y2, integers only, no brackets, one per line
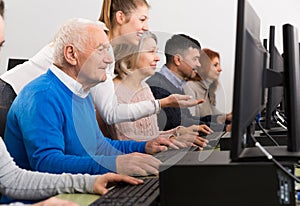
0,58,27,138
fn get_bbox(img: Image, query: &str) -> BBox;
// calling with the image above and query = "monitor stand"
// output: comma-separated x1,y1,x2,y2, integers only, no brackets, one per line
237,145,300,162
219,131,288,151
267,126,287,136
255,129,287,146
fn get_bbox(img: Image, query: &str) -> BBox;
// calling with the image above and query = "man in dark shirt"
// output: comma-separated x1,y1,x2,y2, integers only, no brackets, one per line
146,34,223,133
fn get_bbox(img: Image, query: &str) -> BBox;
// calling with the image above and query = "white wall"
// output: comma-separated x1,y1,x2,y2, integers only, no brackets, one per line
1,0,300,113
1,0,102,70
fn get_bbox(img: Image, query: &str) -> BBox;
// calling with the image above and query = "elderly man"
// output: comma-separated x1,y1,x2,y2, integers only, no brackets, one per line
4,18,177,184
0,6,148,205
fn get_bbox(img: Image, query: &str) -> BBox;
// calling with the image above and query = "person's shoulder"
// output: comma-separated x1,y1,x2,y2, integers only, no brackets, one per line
21,71,56,96
185,80,200,88
188,80,205,88
146,72,167,85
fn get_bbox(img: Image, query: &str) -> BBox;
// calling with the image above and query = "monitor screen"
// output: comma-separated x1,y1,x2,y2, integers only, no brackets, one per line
230,0,267,161
264,26,284,129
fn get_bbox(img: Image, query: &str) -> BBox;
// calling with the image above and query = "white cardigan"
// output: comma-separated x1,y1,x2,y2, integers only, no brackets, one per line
0,138,96,205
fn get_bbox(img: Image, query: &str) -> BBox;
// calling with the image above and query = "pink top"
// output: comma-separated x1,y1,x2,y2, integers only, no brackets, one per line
109,81,177,141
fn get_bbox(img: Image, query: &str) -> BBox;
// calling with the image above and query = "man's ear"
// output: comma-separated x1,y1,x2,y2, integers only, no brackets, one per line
173,54,181,66
64,45,77,66
115,10,125,25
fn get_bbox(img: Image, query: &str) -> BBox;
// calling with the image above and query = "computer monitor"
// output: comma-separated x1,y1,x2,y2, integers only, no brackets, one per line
230,0,300,162
282,24,300,152
7,58,28,71
264,26,284,130
230,0,267,161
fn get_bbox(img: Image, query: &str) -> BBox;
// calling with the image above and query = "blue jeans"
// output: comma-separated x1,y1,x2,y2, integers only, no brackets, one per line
0,79,16,138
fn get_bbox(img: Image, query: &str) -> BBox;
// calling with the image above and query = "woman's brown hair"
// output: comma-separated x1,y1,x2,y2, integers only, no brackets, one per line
190,48,221,106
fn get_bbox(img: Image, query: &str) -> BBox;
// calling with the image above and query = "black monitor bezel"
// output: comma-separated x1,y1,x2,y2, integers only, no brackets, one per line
230,0,267,161
264,26,284,129
282,24,300,152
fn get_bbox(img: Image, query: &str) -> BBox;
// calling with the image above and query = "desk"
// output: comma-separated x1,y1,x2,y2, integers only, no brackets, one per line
160,150,300,206
56,165,300,206
56,193,100,206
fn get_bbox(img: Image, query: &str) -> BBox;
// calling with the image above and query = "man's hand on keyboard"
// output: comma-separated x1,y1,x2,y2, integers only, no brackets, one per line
116,153,161,176
198,124,213,135
172,133,208,149
177,125,213,136
145,137,183,154
93,172,144,195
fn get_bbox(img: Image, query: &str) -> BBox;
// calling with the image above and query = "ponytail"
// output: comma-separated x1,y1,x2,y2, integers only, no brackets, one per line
99,0,150,38
99,0,112,32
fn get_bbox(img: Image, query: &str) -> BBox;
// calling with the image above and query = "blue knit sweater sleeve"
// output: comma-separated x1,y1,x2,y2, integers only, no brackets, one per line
104,136,146,154
4,71,146,175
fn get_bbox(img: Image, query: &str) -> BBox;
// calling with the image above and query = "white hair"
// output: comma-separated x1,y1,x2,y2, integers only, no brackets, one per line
53,18,108,67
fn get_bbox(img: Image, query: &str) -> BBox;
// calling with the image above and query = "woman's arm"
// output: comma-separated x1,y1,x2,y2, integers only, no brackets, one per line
91,76,203,125
0,139,96,200
91,76,159,124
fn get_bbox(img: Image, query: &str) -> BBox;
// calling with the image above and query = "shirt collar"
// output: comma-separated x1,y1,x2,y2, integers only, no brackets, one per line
49,64,89,98
159,65,187,90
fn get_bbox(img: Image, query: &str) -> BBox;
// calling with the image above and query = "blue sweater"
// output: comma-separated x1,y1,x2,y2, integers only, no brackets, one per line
4,69,146,175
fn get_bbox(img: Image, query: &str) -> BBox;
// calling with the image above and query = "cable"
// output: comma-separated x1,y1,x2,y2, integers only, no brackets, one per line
274,110,288,130
250,134,300,183
275,110,285,123
276,109,287,122
255,117,280,146
276,120,287,130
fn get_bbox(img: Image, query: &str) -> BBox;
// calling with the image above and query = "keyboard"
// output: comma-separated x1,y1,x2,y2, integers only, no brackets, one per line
153,146,198,162
198,123,225,137
89,177,159,206
204,131,225,147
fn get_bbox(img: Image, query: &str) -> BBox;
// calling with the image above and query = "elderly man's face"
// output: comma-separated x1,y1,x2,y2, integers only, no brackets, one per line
76,26,113,89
